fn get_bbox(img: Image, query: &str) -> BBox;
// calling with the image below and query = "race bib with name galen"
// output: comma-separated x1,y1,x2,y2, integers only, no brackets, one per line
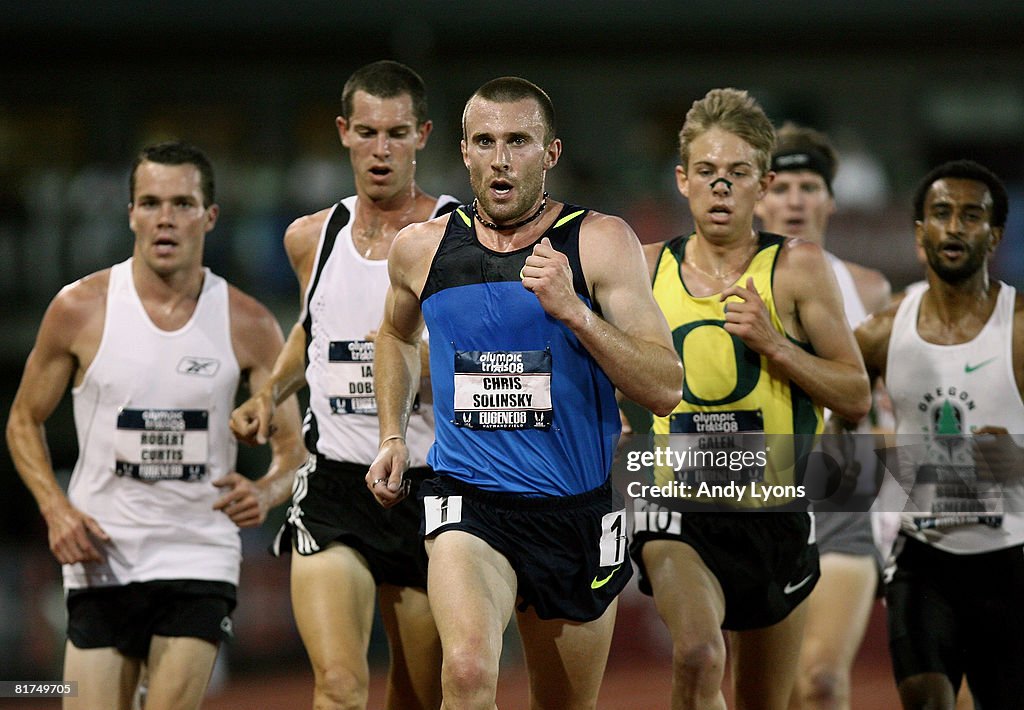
453,350,552,430
668,409,765,485
114,408,209,482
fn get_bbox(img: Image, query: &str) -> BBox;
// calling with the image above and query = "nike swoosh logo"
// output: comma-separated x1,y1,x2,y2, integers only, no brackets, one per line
965,357,996,373
783,574,814,595
591,565,622,589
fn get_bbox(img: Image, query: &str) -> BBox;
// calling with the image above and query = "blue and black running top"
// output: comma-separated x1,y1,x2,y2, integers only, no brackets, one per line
421,203,621,496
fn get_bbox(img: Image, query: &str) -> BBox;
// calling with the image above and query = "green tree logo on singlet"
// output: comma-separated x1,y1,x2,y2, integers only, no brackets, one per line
935,400,962,435
932,399,966,459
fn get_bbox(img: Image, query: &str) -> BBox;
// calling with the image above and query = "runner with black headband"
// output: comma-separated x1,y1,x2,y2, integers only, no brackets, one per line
755,123,892,710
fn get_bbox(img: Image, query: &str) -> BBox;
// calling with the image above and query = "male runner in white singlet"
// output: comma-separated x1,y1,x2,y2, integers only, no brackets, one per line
6,141,305,710
853,159,1024,710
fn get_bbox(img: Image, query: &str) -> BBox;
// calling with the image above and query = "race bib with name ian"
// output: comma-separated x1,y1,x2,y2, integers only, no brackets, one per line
453,350,553,430
114,408,209,482
327,340,377,415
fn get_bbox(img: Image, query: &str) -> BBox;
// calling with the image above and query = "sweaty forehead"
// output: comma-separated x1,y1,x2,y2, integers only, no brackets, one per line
465,97,545,136
348,90,417,126
134,161,202,195
928,177,993,210
688,127,758,167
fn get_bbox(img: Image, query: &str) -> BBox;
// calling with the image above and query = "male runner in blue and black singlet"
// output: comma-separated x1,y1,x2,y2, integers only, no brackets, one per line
367,76,683,709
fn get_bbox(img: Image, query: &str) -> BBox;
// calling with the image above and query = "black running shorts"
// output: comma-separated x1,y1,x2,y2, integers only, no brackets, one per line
420,475,632,623
67,579,236,659
276,455,430,589
631,502,819,630
886,535,1024,706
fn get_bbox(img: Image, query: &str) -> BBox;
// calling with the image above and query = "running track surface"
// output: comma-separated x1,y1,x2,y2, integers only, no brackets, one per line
1,603,899,709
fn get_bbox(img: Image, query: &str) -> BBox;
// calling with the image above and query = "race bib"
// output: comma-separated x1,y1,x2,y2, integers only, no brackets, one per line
668,409,765,485
453,350,553,430
598,509,628,567
908,463,1004,530
327,340,377,415
423,495,464,535
114,408,209,481
632,498,683,535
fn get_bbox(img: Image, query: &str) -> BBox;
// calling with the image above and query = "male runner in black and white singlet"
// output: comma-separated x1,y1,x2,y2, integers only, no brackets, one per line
230,60,457,710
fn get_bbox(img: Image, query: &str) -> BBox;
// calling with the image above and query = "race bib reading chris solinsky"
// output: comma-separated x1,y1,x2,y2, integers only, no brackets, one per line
453,350,552,430
114,408,209,481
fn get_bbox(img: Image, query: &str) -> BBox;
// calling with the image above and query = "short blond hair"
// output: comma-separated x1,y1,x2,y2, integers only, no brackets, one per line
678,88,775,176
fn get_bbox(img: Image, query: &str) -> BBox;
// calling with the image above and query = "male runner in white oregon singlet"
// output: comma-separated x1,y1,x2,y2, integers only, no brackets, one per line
852,159,1024,710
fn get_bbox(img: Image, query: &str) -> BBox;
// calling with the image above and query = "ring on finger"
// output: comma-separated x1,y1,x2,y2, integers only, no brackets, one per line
372,478,387,487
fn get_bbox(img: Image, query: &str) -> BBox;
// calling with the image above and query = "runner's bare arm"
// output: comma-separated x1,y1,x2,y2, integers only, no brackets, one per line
7,280,111,563
366,220,440,506
218,289,307,525
522,214,681,416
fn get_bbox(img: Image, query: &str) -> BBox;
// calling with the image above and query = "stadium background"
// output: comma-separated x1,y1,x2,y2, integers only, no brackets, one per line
1,1,1022,706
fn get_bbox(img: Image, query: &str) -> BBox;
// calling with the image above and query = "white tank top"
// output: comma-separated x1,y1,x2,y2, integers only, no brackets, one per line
302,195,458,466
824,252,881,498
827,252,869,328
65,259,242,588
885,282,1024,553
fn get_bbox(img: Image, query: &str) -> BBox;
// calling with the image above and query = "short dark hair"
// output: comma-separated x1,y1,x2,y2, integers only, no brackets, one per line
913,159,1008,228
772,122,838,193
341,60,428,124
130,140,215,206
463,77,556,144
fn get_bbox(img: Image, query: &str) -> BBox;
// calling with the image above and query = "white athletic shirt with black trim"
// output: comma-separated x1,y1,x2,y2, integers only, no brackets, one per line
301,194,458,466
64,258,241,589
886,282,1024,554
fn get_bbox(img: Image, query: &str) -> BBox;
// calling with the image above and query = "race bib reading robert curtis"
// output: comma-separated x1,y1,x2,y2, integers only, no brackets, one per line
114,408,209,481
454,350,552,430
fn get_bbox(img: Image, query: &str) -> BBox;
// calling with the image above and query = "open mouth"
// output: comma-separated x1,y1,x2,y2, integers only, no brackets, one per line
369,166,392,178
153,237,177,254
939,240,967,258
490,179,513,198
709,205,732,221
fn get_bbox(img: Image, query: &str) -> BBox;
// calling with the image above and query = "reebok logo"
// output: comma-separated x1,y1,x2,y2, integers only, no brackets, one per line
591,565,622,590
177,357,220,377
965,358,996,374
783,574,814,595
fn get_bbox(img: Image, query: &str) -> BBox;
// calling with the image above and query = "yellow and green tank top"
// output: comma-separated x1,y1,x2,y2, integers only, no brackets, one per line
650,232,822,508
